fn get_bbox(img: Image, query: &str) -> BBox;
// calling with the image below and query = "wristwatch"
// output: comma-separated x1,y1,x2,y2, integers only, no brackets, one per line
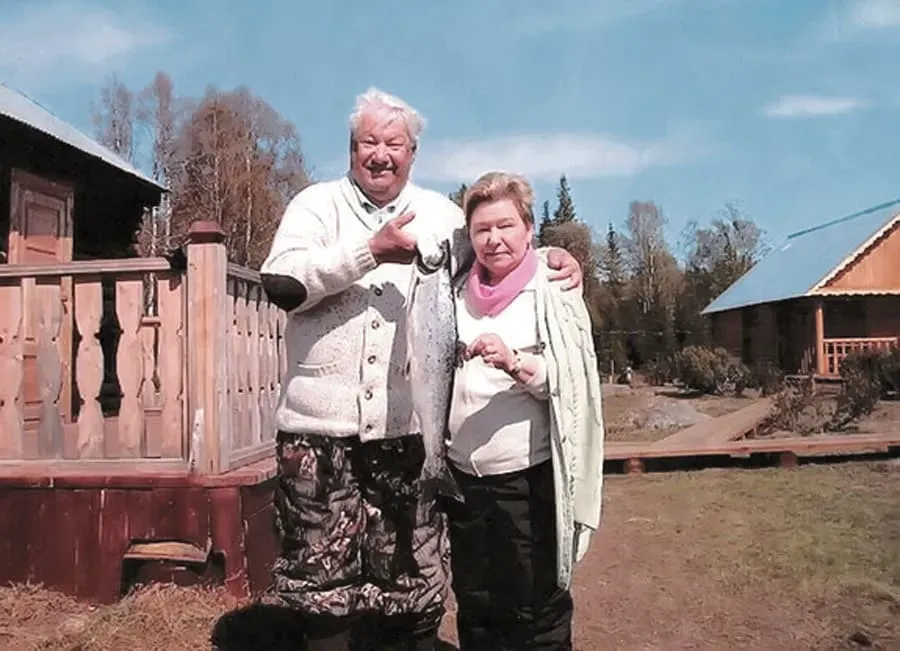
509,350,523,375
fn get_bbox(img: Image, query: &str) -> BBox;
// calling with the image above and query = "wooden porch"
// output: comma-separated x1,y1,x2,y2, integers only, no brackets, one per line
0,221,287,603
812,296,898,378
711,295,900,380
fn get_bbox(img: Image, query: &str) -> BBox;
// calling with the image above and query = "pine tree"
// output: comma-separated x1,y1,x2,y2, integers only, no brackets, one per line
602,223,626,292
599,222,629,371
448,183,468,209
537,200,553,245
552,174,576,224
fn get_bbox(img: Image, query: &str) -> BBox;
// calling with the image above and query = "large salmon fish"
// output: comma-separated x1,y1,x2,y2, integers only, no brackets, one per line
406,235,464,504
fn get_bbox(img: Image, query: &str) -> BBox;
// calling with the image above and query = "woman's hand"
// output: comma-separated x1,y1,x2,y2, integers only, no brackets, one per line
465,334,517,372
546,247,583,291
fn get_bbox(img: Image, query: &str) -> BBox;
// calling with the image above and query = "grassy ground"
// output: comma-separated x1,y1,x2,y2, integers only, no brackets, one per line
2,461,897,650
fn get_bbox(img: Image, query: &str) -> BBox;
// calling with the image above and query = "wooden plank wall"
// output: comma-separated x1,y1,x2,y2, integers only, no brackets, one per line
823,220,900,292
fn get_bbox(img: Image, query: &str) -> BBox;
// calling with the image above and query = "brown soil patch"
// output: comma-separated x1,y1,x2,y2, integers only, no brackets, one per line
2,463,897,650
855,399,900,434
601,383,757,442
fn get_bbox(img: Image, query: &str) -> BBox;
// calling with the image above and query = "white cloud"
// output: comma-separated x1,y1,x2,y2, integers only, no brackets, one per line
761,95,868,119
849,0,900,30
412,132,691,183
0,1,170,89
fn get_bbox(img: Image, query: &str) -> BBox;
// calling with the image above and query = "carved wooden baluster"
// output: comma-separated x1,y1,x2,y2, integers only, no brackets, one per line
248,284,261,448
157,273,185,459
115,276,145,458
0,283,24,459
227,277,241,450
259,300,275,443
278,310,287,381
36,280,64,458
74,276,104,459
267,301,279,441
238,280,252,450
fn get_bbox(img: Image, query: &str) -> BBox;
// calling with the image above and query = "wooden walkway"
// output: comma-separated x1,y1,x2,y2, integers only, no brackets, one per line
604,399,900,473
654,398,773,447
606,432,900,473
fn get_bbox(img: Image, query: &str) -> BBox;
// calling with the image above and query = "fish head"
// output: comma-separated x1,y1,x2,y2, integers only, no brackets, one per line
415,234,451,274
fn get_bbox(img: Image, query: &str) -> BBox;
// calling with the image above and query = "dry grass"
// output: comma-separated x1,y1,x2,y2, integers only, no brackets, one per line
856,399,900,434
576,461,900,650
0,583,239,651
1,462,897,650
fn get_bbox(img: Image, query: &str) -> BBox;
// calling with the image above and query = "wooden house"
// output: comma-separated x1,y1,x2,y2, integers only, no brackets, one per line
0,83,285,603
702,199,900,379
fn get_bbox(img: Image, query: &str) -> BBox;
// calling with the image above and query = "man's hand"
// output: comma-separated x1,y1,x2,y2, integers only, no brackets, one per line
368,211,418,265
546,247,582,291
465,333,517,372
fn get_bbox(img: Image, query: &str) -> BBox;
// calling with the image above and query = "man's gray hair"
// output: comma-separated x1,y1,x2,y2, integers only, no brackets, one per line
349,87,427,144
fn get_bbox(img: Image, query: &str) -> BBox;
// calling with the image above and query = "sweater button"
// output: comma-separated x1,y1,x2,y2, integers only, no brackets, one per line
367,355,376,364
372,320,380,329
373,287,383,296
364,389,373,400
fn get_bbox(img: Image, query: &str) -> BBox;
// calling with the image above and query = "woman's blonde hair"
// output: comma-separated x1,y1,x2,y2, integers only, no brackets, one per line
462,171,535,227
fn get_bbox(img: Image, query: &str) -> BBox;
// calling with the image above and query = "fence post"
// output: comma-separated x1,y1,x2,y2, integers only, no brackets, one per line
186,221,230,474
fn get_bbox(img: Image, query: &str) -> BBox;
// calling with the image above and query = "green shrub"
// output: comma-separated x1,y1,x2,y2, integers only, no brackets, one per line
836,347,900,397
768,375,825,435
749,361,785,397
643,355,674,386
829,349,887,429
671,345,749,396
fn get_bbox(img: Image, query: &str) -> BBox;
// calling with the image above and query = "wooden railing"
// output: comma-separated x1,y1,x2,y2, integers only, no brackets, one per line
823,337,899,376
224,264,287,470
0,258,186,464
0,221,288,475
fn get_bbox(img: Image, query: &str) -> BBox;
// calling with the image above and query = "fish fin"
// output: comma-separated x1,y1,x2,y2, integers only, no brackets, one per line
415,235,451,274
455,340,467,368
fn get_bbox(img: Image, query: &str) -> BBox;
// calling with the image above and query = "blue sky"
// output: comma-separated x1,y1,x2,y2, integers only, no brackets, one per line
2,0,899,253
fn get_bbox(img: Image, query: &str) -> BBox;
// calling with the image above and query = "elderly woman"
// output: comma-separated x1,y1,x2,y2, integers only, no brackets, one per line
443,172,605,650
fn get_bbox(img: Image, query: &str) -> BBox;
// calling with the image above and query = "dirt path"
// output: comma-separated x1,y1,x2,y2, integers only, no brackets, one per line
442,463,900,650
1,463,896,650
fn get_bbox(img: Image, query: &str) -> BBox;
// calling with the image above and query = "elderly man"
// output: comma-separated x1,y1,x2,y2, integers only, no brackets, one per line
259,87,582,651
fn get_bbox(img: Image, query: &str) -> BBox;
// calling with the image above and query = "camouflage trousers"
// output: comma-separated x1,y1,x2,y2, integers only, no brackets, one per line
266,430,450,633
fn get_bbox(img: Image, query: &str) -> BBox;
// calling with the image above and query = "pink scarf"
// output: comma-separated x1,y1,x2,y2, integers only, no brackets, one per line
466,247,539,317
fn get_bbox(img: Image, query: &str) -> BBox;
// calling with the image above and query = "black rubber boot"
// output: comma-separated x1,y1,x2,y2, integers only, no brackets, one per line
379,625,440,651
306,630,351,651
305,616,353,651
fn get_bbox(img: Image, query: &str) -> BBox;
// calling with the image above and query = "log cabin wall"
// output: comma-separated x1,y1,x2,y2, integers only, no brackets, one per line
710,309,743,358
864,295,900,338
0,166,9,261
0,119,159,261
787,300,815,374
746,304,777,367
823,296,867,338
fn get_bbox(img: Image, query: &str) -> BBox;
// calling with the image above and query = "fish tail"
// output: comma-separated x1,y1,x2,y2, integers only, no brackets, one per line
421,469,464,504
